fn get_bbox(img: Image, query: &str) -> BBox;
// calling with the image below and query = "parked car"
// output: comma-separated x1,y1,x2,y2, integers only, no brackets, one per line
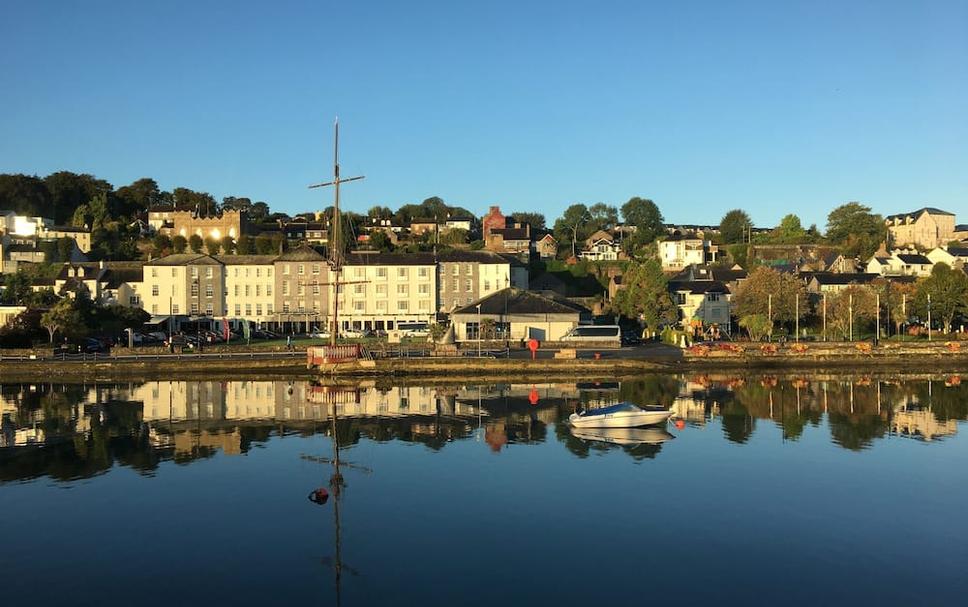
310,330,331,339
341,328,366,339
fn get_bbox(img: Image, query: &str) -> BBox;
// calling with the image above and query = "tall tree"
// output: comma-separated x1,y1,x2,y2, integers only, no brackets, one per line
620,197,664,246
236,235,254,255
915,263,968,334
770,214,808,244
552,203,591,259
43,171,112,223
719,209,752,244
732,266,808,332
172,234,188,254
0,174,52,216
588,203,619,231
367,205,394,220
825,202,886,259
189,234,204,253
41,298,83,344
610,259,678,329
115,178,161,218
827,285,878,340
204,237,221,256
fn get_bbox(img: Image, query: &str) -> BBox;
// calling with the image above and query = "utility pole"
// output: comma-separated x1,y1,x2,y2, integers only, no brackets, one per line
875,292,880,345
849,293,853,342
822,292,827,342
927,293,932,342
308,118,365,347
767,294,773,341
795,295,799,342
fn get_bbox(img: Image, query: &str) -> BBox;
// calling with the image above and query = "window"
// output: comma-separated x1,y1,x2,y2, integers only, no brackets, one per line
152,285,159,296
397,267,408,279
206,304,213,316
418,267,429,278
191,283,199,297
244,285,250,296
465,279,473,292
354,284,365,294
206,284,213,298
397,300,408,311
267,304,273,314
419,300,430,311
452,265,459,275
235,304,241,315
171,268,176,277
206,267,212,278
452,279,459,291
312,264,320,275
418,283,430,294
267,268,272,277
377,300,387,311
297,284,305,295
397,284,408,295
312,284,320,295
255,268,261,277
297,299,305,311
234,285,240,296
354,301,365,311
283,303,290,313
298,264,305,275
376,268,387,279
151,304,158,314
191,267,198,278
283,282,290,296
151,268,158,278
284,264,291,275
484,280,490,291
707,293,720,302
255,285,261,296
191,303,199,314
376,284,387,295
129,296,139,305
266,284,272,296
244,268,250,277
245,304,252,316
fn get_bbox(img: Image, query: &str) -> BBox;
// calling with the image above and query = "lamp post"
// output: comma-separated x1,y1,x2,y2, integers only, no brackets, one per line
927,293,932,342
848,293,853,342
822,292,827,342
476,303,482,358
767,294,773,341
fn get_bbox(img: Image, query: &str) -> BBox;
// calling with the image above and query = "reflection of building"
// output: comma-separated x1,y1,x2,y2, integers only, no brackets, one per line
892,408,957,441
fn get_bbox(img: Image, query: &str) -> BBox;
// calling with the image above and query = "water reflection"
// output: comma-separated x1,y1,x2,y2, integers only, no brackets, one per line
1,373,966,483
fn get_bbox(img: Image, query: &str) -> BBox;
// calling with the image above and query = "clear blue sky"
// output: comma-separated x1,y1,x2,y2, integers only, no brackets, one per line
1,0,966,228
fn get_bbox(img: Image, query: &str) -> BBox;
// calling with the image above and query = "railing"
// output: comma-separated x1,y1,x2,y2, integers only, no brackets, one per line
0,350,307,363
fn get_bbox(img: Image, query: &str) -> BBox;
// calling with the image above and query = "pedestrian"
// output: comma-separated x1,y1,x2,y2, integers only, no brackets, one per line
286,335,293,351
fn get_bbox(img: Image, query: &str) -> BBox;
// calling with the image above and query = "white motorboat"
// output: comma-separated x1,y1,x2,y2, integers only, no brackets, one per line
568,402,672,429
570,426,675,446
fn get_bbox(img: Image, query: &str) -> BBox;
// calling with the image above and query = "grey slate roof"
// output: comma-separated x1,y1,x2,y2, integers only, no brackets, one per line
886,207,954,221
453,288,587,316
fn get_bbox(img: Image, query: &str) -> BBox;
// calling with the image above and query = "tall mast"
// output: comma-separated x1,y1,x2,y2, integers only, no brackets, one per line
308,118,365,347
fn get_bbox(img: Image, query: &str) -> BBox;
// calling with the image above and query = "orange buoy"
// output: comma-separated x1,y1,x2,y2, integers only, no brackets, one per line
308,487,330,505
674,419,685,430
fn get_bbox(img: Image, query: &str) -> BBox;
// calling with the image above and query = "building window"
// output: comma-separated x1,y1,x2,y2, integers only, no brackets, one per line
191,303,199,314
284,264,291,275
206,267,212,278
418,267,429,278
206,304,213,316
376,284,387,295
397,267,408,279
191,267,198,278
484,280,490,291
452,279,459,291
152,285,159,296
234,285,240,296
297,284,305,296
312,264,320,275
266,284,272,296
256,304,262,316
191,283,199,296
298,264,305,275
452,265,459,276
283,303,290,313
397,284,408,295
313,284,320,295
397,300,408,311
418,284,429,295
245,304,252,316
255,268,261,277
419,300,430,311
129,296,139,305
151,304,158,314
151,268,158,278
244,285,250,296
465,279,473,292
377,300,387,311
206,284,214,298
283,282,290,296
255,285,261,296
235,304,241,315
267,304,273,314
354,284,365,294
354,301,365,312
376,268,387,279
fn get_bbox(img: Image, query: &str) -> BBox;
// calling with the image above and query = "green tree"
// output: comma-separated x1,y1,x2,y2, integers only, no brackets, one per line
732,266,807,333
769,214,808,244
739,314,771,341
0,174,52,217
41,298,84,344
221,236,236,255
719,209,752,244
827,285,878,340
588,203,618,231
188,234,204,253
114,178,161,219
610,259,678,330
553,203,592,259
620,197,664,246
368,231,393,252
825,202,886,259
172,234,188,254
236,235,254,255
204,237,221,256
152,233,172,256
915,263,968,334
367,205,394,220
439,228,469,245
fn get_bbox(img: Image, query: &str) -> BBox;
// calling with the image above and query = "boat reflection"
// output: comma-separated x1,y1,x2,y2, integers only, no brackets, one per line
570,426,675,446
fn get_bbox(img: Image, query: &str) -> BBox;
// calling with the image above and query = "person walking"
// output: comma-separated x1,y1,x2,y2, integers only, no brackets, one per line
286,334,293,352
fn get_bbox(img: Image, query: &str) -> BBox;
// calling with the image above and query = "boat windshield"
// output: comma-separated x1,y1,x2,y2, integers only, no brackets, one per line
579,402,640,416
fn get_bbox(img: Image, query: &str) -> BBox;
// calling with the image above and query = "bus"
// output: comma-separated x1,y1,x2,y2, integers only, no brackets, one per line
560,325,622,346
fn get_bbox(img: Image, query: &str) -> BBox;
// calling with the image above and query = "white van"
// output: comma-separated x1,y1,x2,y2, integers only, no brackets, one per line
397,322,430,338
560,325,621,345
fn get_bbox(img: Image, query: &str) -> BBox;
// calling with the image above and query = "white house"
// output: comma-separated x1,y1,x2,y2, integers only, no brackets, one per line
866,250,934,277
659,233,718,271
579,237,622,261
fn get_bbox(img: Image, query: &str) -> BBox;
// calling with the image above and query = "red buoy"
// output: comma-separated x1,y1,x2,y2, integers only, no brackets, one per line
675,419,685,430
308,487,330,505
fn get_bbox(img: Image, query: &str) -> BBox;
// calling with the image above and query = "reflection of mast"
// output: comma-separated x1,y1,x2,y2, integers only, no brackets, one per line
330,400,345,606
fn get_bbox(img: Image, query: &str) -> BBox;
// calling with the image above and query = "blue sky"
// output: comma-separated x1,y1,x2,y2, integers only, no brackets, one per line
1,0,966,228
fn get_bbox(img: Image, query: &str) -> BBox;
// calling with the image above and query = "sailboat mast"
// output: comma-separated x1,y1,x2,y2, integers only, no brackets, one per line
331,119,341,347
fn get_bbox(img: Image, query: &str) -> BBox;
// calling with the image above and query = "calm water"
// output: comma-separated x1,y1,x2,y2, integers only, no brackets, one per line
2,373,968,606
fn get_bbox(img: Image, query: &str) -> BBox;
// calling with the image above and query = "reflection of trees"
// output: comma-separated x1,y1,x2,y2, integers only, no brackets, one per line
719,401,756,444
619,376,680,408
909,380,968,421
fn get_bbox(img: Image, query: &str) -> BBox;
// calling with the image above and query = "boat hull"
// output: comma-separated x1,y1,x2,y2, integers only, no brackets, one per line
568,409,672,429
